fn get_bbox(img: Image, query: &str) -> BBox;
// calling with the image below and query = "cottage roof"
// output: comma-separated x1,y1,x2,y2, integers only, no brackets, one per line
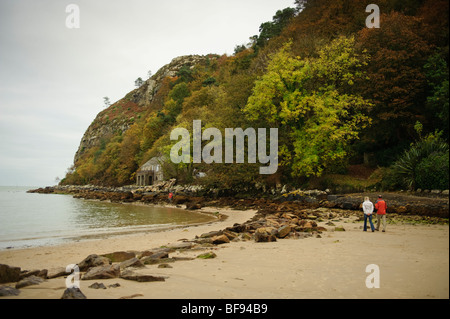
139,156,164,171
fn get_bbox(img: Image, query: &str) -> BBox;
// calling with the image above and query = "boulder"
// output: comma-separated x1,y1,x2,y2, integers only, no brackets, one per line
119,257,145,270
186,203,202,210
81,264,120,280
197,252,217,259
277,225,292,238
101,251,136,262
139,248,171,258
141,256,175,265
200,230,223,238
78,254,111,272
211,234,230,245
167,242,194,250
0,264,21,283
88,282,107,289
15,275,44,289
222,230,238,241
120,270,166,282
20,269,48,280
254,227,277,243
0,285,21,297
61,287,87,299
47,267,69,279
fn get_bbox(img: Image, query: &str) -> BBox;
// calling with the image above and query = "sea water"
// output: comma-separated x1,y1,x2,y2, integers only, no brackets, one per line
0,186,214,250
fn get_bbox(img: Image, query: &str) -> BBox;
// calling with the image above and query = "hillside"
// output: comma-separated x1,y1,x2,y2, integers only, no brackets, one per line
62,0,449,192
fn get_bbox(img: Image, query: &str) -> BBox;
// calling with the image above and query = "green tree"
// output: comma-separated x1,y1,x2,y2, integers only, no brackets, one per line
424,53,449,138
390,131,449,190
254,8,296,48
245,37,372,178
135,77,144,87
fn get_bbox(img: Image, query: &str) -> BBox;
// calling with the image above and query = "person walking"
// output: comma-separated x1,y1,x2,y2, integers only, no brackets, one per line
362,196,375,232
375,195,387,232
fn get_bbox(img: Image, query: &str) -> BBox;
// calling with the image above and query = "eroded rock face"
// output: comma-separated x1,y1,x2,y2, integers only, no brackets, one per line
73,55,212,163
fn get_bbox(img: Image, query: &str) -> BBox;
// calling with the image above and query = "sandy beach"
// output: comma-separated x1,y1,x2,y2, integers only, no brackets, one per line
0,206,448,299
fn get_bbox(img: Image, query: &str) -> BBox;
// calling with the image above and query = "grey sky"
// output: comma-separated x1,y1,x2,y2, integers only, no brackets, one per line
0,0,295,187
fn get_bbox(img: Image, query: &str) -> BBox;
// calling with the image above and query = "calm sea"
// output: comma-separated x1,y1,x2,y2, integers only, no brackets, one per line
0,186,214,250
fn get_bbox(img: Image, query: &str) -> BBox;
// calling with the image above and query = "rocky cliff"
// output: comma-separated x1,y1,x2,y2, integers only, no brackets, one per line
73,55,210,164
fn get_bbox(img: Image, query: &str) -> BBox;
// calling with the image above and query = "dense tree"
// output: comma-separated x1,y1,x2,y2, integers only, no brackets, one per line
356,12,433,164
62,2,448,189
245,37,372,178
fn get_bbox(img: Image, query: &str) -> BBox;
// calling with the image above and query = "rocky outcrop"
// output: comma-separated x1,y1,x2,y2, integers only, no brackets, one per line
0,264,21,284
81,264,120,281
78,254,111,272
61,288,87,299
29,183,450,219
73,55,212,163
134,55,210,107
15,275,44,289
0,286,20,297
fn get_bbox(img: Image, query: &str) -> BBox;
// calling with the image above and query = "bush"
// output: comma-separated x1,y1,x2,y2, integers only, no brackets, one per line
415,152,449,190
379,167,404,191
390,132,449,190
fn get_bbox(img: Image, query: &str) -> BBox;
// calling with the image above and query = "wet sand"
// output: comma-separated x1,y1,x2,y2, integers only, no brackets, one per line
0,207,448,299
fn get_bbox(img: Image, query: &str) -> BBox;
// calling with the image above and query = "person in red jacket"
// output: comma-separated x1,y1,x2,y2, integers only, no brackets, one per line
375,195,387,232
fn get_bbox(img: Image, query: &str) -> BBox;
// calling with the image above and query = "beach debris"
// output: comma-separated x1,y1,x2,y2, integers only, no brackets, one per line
197,252,217,259
335,226,346,231
88,282,106,289
15,275,44,289
158,263,173,268
0,264,21,283
81,264,120,280
0,285,21,297
61,287,87,299
101,251,136,262
120,269,166,282
78,254,111,272
108,283,121,288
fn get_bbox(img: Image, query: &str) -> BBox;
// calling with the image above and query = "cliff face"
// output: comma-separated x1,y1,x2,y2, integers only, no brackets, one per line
73,55,209,164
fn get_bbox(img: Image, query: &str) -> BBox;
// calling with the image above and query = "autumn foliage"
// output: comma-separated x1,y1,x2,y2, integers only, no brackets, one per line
63,0,449,189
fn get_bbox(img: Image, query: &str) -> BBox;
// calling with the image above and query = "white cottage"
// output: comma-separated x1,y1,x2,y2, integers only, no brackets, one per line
136,157,164,186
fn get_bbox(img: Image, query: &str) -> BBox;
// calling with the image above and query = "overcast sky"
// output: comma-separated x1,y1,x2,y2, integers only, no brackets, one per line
0,0,295,187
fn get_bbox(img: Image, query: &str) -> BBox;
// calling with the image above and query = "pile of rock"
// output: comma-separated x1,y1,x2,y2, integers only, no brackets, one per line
0,241,218,299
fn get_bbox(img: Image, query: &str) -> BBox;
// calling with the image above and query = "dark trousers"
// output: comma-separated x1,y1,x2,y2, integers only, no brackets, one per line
364,214,375,231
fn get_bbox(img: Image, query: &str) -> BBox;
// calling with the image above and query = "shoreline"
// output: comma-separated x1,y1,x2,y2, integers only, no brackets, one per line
0,205,448,299
1,188,448,299
0,198,224,252
0,206,257,271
